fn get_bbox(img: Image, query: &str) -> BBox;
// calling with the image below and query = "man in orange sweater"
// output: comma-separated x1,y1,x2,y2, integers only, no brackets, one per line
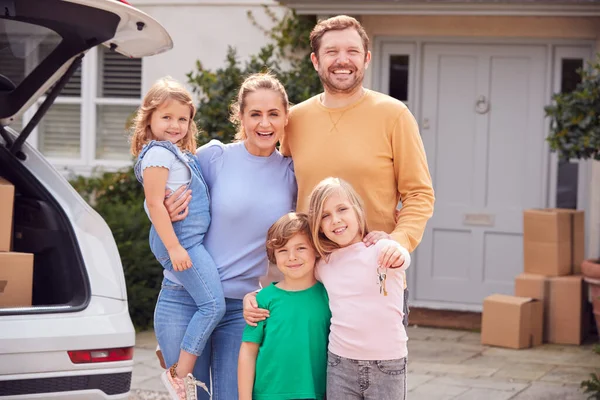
282,15,434,255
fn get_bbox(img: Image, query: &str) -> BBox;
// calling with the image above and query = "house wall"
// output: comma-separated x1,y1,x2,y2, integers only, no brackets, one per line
134,0,286,94
360,14,600,259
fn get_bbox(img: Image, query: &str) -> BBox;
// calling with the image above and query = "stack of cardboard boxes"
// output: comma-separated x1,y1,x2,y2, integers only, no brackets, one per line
482,209,588,349
0,177,34,308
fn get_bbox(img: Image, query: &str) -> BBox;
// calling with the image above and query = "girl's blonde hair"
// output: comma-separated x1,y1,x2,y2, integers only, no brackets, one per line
308,177,369,259
229,72,289,141
130,77,198,156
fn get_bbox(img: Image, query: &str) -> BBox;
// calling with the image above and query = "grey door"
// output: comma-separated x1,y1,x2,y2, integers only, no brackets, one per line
416,43,548,306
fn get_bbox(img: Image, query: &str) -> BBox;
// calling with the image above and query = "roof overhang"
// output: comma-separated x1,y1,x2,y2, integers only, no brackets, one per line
278,1,600,16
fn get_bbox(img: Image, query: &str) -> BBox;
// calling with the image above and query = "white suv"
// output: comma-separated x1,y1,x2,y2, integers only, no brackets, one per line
0,1,172,398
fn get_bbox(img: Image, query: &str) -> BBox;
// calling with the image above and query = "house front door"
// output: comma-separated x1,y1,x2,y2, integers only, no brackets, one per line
415,43,548,307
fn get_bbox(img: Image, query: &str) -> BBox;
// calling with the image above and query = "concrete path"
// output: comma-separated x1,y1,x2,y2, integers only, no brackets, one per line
129,326,600,399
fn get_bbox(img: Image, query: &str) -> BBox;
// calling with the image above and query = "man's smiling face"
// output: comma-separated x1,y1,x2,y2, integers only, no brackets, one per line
311,28,371,95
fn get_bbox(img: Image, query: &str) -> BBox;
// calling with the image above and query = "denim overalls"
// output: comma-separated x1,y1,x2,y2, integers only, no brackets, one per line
135,140,225,358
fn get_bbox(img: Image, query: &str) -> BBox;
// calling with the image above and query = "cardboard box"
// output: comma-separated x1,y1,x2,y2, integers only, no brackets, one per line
514,273,588,345
0,177,15,252
523,209,572,276
0,252,33,308
481,294,543,349
554,209,585,274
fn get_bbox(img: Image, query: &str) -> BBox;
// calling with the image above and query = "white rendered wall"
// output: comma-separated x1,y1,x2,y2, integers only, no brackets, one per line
134,0,286,94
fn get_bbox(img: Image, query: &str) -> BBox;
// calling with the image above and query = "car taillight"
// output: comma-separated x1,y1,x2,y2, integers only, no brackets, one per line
68,347,134,363
118,0,131,5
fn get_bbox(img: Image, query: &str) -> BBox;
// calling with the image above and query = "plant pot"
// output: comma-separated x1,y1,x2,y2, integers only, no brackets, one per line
582,259,600,337
582,259,600,280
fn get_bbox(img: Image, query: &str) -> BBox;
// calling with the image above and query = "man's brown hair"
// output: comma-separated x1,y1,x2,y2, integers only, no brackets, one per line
309,15,369,59
266,212,314,264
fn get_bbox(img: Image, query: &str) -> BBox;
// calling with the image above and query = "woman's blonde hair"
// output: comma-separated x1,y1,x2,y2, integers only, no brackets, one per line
229,72,289,141
307,177,369,259
130,77,198,156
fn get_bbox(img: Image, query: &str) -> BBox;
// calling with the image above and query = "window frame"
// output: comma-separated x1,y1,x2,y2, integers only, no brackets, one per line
21,46,142,172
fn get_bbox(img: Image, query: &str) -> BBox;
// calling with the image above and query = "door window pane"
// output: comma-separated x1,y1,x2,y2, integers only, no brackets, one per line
388,55,409,102
38,104,81,158
561,58,583,93
95,104,137,160
555,57,584,209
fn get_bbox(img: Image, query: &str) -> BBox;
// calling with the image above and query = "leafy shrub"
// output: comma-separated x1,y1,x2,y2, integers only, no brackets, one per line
545,55,600,161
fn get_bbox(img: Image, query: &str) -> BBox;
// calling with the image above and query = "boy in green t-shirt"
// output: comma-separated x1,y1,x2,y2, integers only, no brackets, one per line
238,212,331,400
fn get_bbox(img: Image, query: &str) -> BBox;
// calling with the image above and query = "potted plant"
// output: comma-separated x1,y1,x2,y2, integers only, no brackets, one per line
544,54,600,333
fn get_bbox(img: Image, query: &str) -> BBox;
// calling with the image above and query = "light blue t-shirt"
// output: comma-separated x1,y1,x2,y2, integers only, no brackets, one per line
164,140,297,299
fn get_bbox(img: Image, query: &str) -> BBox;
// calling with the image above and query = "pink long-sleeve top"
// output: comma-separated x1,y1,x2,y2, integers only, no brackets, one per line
316,239,410,361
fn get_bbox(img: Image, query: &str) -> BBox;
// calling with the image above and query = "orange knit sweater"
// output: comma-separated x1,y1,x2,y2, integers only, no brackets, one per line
281,90,435,253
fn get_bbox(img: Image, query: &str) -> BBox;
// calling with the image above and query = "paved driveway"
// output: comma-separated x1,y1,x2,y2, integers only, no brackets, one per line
129,326,600,399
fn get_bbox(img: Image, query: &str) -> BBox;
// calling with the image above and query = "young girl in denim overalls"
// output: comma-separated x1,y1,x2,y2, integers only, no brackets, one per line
130,77,222,400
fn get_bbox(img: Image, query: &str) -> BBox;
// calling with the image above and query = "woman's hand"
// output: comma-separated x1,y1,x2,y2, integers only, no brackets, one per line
363,230,392,247
168,244,192,271
243,292,269,326
164,186,192,222
378,244,406,269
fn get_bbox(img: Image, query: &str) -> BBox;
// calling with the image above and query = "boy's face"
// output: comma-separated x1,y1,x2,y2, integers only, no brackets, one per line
274,233,317,282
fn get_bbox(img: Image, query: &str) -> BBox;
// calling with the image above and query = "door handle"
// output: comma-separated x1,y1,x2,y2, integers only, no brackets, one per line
475,95,490,114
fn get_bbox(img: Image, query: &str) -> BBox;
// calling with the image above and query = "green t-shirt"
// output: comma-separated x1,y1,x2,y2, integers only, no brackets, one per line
242,282,331,400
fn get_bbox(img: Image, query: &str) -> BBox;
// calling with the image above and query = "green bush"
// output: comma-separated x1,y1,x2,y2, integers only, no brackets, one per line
71,167,163,331
545,54,600,161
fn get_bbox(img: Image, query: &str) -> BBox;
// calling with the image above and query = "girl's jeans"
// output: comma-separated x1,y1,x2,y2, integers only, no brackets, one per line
154,278,245,400
326,351,407,400
153,244,226,357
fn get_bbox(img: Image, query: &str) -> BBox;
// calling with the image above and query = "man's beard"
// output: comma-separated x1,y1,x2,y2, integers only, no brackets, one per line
318,65,364,95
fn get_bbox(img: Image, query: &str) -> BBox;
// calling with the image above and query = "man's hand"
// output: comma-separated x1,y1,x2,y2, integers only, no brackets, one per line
363,230,392,247
164,186,192,222
242,292,269,326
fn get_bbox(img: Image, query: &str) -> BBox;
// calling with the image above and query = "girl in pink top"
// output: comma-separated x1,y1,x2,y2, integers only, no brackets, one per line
307,177,411,400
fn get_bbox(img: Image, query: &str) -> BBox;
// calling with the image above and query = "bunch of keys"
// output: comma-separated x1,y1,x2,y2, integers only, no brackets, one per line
377,267,388,296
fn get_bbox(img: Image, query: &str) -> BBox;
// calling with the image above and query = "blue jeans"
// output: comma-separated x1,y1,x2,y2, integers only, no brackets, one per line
153,243,226,356
326,351,407,400
154,279,246,400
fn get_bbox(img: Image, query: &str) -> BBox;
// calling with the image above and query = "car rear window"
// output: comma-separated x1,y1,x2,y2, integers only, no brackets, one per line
0,19,60,89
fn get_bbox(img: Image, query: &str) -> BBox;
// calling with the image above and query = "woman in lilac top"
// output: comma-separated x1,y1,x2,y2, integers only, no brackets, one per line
158,72,296,400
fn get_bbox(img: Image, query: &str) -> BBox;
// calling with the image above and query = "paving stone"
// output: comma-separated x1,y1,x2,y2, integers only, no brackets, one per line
133,348,158,364
540,366,600,385
408,382,469,399
407,326,471,342
129,389,170,400
136,331,158,349
426,376,529,392
452,387,519,400
409,340,483,364
492,362,555,381
407,373,436,391
457,332,483,345
130,363,163,389
483,345,598,368
133,376,168,393
408,361,497,378
461,354,510,369
510,382,586,400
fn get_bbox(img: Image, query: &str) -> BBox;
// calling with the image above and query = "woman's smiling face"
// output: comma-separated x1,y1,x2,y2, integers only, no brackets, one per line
240,88,288,157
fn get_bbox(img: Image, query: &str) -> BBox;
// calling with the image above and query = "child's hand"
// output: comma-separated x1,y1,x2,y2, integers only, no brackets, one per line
378,244,406,269
168,244,192,271
242,292,269,326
